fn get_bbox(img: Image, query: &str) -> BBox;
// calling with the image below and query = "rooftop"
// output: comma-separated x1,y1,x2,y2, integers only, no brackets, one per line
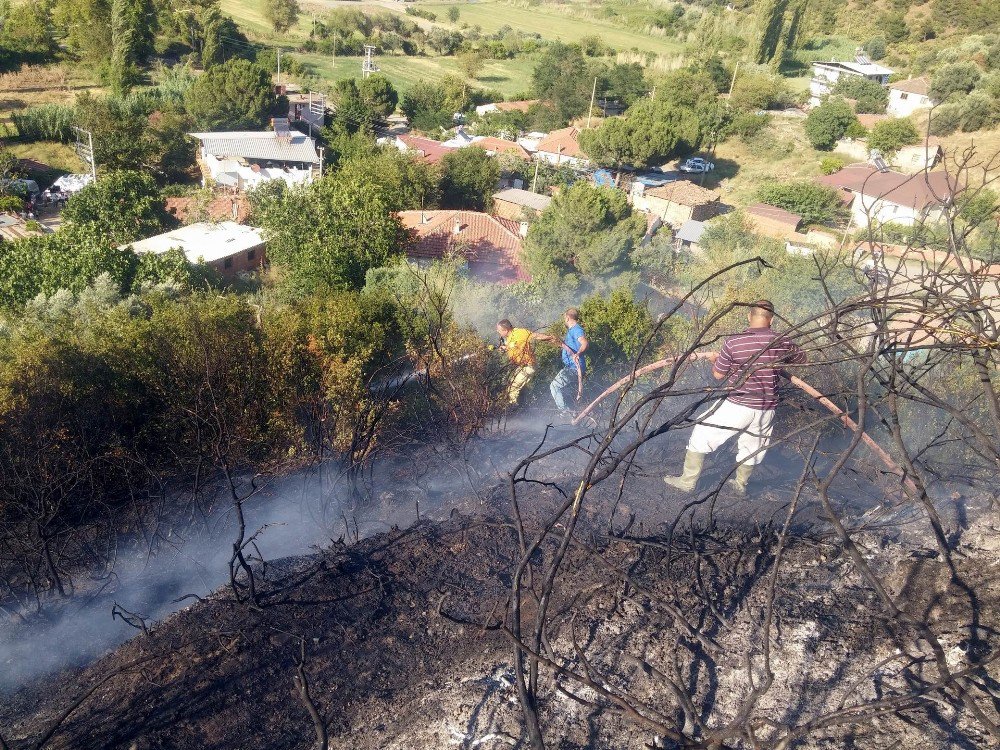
125,221,265,264
675,220,706,245
818,165,955,210
398,210,529,284
645,180,720,206
493,188,552,212
190,131,320,164
535,127,585,158
474,137,531,160
889,77,931,96
813,60,893,77
398,134,452,165
746,203,803,228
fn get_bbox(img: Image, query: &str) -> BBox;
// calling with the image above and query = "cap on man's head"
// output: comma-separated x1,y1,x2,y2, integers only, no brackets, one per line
497,319,513,331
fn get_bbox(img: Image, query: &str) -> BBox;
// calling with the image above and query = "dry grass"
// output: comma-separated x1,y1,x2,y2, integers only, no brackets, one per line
0,64,103,126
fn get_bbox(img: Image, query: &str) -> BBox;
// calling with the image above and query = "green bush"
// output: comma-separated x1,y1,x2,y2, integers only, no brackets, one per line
726,111,771,140
867,118,919,155
756,180,847,225
819,156,844,174
805,97,858,150
11,104,76,143
929,102,962,135
959,93,998,132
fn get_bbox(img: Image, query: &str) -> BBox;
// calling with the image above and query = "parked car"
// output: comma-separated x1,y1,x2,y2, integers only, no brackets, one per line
679,157,715,174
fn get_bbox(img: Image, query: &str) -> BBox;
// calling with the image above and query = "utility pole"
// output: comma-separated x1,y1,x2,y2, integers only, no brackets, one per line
727,60,740,100
318,147,325,178
276,48,282,89
530,160,540,193
362,45,377,78
586,76,597,129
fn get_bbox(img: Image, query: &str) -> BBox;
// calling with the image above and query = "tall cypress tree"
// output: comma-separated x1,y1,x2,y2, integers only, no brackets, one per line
751,0,791,65
109,0,155,95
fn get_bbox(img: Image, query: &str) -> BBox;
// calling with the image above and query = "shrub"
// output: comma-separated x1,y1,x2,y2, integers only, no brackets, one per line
805,97,858,150
726,111,771,140
863,36,887,60
929,102,962,135
867,118,919,155
756,181,847,225
959,93,998,132
819,156,844,174
11,104,76,143
832,76,888,114
845,120,868,139
930,62,982,102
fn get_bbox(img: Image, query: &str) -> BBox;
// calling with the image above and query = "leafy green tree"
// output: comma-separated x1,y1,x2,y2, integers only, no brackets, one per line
200,9,254,69
524,182,646,277
601,63,649,106
109,0,154,95
930,62,982,102
729,70,790,112
62,170,170,244
440,146,499,210
578,287,656,363
458,50,485,80
879,12,909,42
359,74,399,118
52,0,113,69
185,58,275,130
958,92,998,132
264,0,300,33
832,76,888,114
862,36,887,60
804,97,858,150
336,148,440,211
250,175,409,294
929,102,962,135
332,75,398,134
579,97,705,169
447,5,460,22
751,0,790,64
531,42,594,122
755,180,847,225
426,27,463,55
867,118,919,155
402,81,452,132
474,109,526,139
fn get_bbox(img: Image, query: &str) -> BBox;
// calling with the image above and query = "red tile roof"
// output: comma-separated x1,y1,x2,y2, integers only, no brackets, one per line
397,210,530,284
474,137,531,160
398,135,452,165
535,127,585,159
889,77,930,96
818,165,955,211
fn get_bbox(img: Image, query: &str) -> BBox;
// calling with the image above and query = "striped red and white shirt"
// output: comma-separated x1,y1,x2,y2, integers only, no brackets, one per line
715,326,806,410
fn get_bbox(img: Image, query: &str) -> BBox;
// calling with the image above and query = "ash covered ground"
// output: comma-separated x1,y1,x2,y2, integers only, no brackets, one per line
1,404,998,750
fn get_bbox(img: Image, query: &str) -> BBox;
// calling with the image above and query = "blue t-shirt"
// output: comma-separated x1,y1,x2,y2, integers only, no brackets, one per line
562,324,587,373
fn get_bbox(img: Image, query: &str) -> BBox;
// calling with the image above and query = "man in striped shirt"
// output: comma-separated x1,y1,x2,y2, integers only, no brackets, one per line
665,300,806,495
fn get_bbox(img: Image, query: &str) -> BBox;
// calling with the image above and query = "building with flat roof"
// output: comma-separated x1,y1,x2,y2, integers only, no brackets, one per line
810,57,892,106
190,121,320,190
492,188,552,220
125,221,266,279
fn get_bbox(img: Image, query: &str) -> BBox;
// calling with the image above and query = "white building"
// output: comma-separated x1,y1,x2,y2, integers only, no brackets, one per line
810,57,893,107
818,165,954,228
190,120,321,190
125,221,266,278
887,77,935,118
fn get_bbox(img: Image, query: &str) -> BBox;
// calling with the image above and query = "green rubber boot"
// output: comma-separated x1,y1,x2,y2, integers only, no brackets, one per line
664,451,705,492
728,463,754,495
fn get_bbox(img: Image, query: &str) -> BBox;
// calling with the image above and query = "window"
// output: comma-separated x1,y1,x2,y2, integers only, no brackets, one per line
224,257,233,269
247,248,256,261
899,92,909,100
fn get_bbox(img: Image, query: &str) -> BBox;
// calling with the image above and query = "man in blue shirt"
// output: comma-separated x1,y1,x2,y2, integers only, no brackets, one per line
545,308,589,417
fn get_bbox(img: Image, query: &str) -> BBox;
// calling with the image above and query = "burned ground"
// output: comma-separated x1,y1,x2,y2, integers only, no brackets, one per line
1,459,997,750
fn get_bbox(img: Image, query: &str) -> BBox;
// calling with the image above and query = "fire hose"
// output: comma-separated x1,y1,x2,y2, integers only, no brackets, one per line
571,352,919,497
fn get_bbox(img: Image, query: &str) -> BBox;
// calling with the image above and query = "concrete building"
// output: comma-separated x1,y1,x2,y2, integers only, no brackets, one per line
818,165,954,227
810,58,892,107
631,180,721,227
190,122,320,190
126,221,266,279
893,139,943,174
887,77,934,118
475,100,538,117
492,188,552,220
398,210,530,285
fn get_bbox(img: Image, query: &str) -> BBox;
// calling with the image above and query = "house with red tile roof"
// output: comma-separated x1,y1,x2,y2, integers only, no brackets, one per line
475,100,538,116
533,127,588,167
473,137,531,160
631,180,721,227
398,210,530,285
818,165,955,227
392,134,452,165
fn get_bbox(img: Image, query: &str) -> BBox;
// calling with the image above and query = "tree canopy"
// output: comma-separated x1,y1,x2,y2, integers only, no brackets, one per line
755,180,847,225
440,147,500,211
264,0,301,33
867,118,919,155
250,175,409,294
184,58,275,131
524,182,646,277
62,170,170,245
804,97,858,150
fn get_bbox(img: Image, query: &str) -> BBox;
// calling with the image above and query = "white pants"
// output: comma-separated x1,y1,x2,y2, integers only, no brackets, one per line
687,399,775,466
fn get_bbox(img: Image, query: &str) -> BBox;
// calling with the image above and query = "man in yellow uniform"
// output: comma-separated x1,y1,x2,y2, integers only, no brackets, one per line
496,319,543,405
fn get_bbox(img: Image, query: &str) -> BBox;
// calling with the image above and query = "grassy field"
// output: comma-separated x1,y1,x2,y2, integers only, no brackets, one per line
419,0,683,56
301,51,536,96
